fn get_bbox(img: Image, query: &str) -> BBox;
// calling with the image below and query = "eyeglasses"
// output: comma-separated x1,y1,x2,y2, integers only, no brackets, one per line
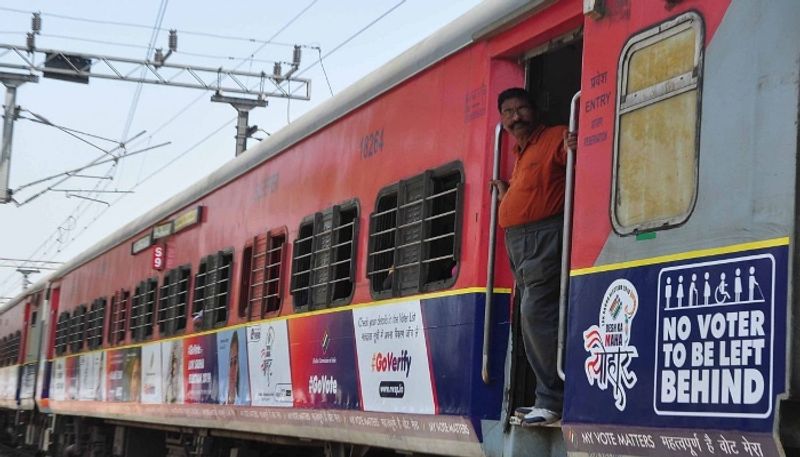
501,105,533,119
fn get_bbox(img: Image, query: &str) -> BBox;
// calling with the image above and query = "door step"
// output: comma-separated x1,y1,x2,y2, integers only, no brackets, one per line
504,422,565,457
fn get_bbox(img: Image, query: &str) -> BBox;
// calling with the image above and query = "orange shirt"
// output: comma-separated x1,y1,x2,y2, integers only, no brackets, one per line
498,125,567,228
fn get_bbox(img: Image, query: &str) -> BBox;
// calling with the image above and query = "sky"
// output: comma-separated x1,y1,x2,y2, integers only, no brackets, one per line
0,0,483,302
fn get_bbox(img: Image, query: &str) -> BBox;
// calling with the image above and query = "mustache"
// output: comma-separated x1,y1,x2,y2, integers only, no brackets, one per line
511,120,533,130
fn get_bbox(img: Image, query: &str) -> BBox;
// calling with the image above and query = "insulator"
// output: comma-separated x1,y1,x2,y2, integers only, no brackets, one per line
26,32,35,51
293,45,301,66
273,62,282,78
32,13,42,34
169,29,177,52
154,48,164,64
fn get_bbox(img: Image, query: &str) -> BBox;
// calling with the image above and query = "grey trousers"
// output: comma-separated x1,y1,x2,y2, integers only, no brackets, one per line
504,215,564,412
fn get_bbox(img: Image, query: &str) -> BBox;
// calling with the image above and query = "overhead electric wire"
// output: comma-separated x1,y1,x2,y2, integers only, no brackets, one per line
14,142,168,203
18,114,122,145
40,33,147,50
283,0,408,109
0,6,296,47
312,46,335,97
21,109,119,159
37,33,287,65
293,0,406,80
0,258,62,264
120,0,169,143
57,117,235,258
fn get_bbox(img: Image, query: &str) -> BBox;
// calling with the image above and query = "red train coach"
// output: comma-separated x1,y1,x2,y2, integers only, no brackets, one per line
2,0,800,456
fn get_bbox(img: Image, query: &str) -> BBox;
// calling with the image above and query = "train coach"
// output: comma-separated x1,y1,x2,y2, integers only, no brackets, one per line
2,0,800,456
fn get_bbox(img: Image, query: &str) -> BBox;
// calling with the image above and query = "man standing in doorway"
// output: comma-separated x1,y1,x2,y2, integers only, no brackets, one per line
491,87,575,426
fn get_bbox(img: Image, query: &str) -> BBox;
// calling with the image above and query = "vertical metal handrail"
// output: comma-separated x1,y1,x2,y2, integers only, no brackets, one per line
482,122,504,384
557,91,581,381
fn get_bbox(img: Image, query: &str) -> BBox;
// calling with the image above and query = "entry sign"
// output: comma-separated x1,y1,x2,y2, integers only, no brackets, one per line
152,244,166,271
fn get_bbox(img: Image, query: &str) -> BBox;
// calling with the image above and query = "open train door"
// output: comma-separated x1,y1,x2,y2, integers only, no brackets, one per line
504,31,583,422
564,1,800,456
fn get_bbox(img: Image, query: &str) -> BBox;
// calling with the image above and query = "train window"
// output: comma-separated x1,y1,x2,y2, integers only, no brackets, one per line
69,305,87,353
291,202,359,311
239,244,253,318
193,251,233,330
240,230,286,320
131,278,158,341
9,331,19,365
0,337,8,366
612,13,703,234
87,298,106,349
0,335,12,366
1,337,8,366
55,312,70,356
108,290,130,346
159,266,191,336
367,164,462,298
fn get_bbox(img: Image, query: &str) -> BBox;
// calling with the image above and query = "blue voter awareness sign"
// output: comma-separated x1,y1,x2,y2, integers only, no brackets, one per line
655,255,774,418
563,242,788,457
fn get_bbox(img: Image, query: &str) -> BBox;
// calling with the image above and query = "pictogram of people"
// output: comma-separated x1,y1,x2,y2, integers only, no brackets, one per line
748,266,763,302
735,268,743,301
665,277,672,308
715,272,732,303
688,273,699,307
663,263,765,308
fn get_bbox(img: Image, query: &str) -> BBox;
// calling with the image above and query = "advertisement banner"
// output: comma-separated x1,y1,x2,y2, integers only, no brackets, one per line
78,353,104,401
20,364,36,400
247,320,293,407
289,310,359,409
141,342,163,404
0,366,15,401
162,339,184,404
51,359,66,401
65,356,78,400
184,333,217,404
106,348,141,402
353,300,435,413
217,328,250,405
0,367,8,401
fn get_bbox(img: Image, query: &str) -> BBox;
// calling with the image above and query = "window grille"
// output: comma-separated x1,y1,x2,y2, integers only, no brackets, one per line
368,166,462,298
0,337,7,366
612,12,703,234
107,291,130,346
158,266,191,336
193,252,232,330
131,278,158,341
241,231,286,320
55,312,70,356
0,336,11,366
68,305,87,353
87,298,106,349
291,203,358,310
8,331,19,365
